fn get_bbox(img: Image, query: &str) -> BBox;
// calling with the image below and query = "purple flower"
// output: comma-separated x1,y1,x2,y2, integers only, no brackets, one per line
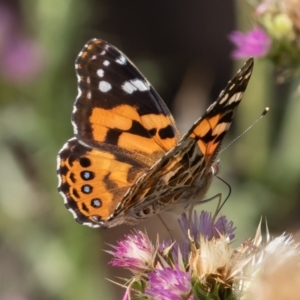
178,211,236,260
214,215,236,240
229,27,271,59
146,267,192,300
108,229,155,273
179,211,236,242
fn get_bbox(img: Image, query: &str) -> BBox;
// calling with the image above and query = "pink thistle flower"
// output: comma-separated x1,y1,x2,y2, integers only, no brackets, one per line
229,27,271,59
145,267,192,300
108,229,155,273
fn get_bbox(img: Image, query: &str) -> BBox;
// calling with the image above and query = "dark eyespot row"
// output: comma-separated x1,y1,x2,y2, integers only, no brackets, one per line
77,157,102,223
77,198,102,214
81,184,93,194
91,198,102,208
79,157,91,167
80,171,95,180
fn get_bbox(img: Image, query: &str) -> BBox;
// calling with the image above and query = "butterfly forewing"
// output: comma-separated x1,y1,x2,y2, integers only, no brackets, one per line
73,39,180,161
185,58,253,166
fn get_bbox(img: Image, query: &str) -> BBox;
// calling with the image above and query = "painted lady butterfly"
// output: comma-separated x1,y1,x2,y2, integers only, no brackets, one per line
57,39,253,228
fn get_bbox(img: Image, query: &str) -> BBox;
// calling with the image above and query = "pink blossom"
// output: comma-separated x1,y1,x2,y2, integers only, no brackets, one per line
229,27,271,59
108,229,155,273
146,267,192,300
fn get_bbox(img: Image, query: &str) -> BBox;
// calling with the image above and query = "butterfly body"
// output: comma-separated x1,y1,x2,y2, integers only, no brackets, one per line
57,39,253,228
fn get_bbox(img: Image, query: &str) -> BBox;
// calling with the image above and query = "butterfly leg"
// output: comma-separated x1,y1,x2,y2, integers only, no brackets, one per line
188,193,223,225
157,214,174,241
211,193,222,222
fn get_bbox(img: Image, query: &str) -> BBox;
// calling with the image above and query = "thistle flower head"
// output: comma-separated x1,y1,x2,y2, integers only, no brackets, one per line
246,232,300,299
189,234,233,289
108,229,155,273
108,213,300,300
146,267,192,300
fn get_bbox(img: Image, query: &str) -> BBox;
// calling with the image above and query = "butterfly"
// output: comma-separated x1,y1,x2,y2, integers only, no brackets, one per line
57,38,253,228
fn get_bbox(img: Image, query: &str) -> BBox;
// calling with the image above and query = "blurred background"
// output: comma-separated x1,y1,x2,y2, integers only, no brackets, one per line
0,0,300,299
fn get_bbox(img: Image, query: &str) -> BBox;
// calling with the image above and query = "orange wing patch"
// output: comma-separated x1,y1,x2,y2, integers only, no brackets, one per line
188,114,225,164
140,113,179,151
89,104,179,160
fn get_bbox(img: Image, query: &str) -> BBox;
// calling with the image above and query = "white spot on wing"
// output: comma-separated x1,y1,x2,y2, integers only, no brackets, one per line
206,101,216,113
78,139,92,149
56,154,62,172
122,79,150,94
77,87,82,98
103,60,110,66
97,69,104,77
67,206,78,218
212,123,228,135
219,93,229,104
228,92,242,104
57,172,62,187
229,83,235,90
86,222,100,228
244,72,251,79
131,79,149,91
71,105,78,134
99,81,112,93
72,105,77,114
101,50,106,55
116,55,126,65
87,91,92,99
122,81,137,94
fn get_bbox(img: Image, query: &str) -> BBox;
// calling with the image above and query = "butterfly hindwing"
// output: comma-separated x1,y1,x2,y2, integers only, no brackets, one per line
57,138,148,228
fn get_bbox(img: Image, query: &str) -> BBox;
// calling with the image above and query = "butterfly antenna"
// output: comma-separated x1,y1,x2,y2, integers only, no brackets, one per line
220,107,269,155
